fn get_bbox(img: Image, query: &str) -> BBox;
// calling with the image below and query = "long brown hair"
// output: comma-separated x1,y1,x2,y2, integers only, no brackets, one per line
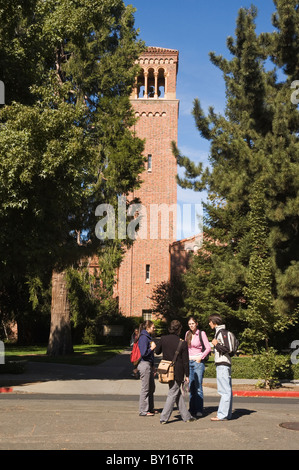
186,316,198,346
137,320,154,340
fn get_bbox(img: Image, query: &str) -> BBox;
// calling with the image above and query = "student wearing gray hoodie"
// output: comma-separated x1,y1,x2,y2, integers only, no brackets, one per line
209,314,233,421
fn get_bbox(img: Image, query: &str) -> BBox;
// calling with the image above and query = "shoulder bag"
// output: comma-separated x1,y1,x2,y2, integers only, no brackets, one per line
157,339,183,384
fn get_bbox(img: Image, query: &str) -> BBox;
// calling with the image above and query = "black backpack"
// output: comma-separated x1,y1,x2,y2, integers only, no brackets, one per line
216,329,239,357
199,330,210,363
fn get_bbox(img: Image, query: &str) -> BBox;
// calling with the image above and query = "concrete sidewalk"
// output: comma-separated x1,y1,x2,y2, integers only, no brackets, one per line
0,348,298,397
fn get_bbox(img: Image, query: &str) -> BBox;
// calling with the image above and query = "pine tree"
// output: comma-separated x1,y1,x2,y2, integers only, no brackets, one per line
175,1,299,347
261,0,299,326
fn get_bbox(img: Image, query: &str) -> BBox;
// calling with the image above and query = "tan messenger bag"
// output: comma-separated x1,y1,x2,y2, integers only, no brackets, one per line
157,339,183,384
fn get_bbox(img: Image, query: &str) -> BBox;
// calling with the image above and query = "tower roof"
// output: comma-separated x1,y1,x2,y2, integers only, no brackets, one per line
146,46,179,55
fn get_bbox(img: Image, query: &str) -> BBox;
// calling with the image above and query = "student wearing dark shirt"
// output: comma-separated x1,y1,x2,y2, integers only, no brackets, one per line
137,321,156,416
155,320,195,424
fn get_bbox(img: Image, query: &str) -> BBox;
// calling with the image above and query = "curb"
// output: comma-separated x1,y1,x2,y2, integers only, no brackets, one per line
0,387,13,393
233,390,299,398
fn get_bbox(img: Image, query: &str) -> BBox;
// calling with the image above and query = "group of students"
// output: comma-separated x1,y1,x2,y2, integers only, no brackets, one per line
135,314,233,424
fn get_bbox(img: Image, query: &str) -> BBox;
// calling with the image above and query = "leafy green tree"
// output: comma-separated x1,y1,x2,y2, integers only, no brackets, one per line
173,1,299,348
0,0,145,353
182,234,246,333
150,278,185,323
243,183,275,349
66,242,122,345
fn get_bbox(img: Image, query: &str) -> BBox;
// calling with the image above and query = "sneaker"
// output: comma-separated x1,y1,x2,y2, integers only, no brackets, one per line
160,421,167,425
196,412,203,417
185,417,196,423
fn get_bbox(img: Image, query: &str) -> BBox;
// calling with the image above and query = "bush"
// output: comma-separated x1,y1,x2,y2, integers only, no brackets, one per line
204,355,258,379
254,347,293,389
203,352,297,383
81,314,145,346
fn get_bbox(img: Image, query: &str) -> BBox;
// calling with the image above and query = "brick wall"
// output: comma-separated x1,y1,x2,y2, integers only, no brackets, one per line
117,47,179,317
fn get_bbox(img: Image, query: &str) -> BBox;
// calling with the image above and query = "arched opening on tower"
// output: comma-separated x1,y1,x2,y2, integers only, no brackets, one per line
135,67,167,99
137,69,145,98
147,68,155,98
158,68,165,98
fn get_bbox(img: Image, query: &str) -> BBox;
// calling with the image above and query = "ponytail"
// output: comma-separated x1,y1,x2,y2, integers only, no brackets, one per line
136,320,154,340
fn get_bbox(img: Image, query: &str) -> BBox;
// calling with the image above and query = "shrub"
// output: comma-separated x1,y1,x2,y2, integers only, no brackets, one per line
254,347,293,389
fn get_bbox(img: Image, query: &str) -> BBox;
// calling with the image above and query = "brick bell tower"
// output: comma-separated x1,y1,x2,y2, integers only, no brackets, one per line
116,47,179,318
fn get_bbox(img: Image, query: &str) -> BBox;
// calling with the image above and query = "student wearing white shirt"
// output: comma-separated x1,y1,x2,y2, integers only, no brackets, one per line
209,314,233,421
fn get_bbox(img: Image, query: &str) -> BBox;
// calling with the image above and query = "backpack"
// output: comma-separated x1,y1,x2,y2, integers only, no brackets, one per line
216,329,239,357
199,330,210,363
130,341,141,365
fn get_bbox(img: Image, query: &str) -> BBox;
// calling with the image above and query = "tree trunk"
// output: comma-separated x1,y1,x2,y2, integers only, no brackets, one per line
47,270,73,356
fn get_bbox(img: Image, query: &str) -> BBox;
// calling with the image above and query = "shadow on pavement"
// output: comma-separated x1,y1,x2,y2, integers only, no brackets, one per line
0,348,135,386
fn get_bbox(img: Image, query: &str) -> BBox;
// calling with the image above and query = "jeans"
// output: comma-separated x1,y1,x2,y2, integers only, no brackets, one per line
189,360,205,415
216,365,233,420
137,360,155,415
160,380,192,423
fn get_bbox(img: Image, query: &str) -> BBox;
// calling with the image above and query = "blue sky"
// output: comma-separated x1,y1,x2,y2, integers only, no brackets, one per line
125,0,278,239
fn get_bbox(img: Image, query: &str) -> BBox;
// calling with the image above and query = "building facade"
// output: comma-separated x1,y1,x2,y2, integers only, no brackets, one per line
169,234,203,282
116,47,179,318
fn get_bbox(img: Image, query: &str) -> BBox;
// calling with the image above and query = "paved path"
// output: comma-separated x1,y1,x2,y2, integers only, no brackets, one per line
1,348,298,397
1,349,299,452
0,348,259,396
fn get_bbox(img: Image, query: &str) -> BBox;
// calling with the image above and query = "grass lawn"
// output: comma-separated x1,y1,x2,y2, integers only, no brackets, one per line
3,343,125,367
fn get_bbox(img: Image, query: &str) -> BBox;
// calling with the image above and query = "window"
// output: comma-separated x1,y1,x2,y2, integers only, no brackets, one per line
145,264,150,283
147,154,152,172
142,309,152,321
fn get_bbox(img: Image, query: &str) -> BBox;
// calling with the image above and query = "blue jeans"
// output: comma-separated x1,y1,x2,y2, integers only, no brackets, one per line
216,365,233,420
189,360,205,415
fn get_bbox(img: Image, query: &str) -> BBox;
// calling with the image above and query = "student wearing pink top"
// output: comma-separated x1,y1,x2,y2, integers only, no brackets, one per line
185,316,211,417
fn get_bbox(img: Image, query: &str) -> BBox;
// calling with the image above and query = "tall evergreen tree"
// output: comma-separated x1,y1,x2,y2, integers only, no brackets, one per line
0,0,145,352
174,1,299,348
243,182,275,349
